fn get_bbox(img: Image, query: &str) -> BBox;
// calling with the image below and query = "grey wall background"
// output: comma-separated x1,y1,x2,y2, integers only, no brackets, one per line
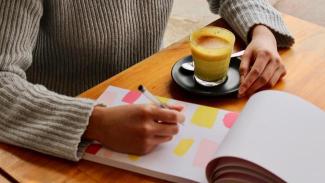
163,0,325,47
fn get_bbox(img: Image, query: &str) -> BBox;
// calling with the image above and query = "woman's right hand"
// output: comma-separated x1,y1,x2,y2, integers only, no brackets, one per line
84,104,185,155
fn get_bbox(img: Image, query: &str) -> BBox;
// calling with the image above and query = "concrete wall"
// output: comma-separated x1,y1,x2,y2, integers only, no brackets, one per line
163,0,325,47
162,0,219,47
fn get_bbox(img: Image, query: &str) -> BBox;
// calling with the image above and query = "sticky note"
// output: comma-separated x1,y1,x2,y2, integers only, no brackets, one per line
193,139,218,168
173,139,194,157
223,112,239,128
122,91,141,104
85,144,102,155
97,91,117,106
191,106,218,128
128,155,140,161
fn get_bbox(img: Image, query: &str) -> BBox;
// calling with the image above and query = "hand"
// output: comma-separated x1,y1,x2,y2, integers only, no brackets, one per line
84,104,185,155
238,25,286,97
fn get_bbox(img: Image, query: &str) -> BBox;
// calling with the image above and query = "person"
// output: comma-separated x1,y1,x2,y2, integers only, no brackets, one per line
0,0,294,161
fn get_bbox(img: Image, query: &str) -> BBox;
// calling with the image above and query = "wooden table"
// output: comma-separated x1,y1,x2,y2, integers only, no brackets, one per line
1,15,325,183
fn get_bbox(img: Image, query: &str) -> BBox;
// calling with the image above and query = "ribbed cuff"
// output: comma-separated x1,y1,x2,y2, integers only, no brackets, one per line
57,97,96,161
0,73,96,161
64,97,96,161
218,0,294,48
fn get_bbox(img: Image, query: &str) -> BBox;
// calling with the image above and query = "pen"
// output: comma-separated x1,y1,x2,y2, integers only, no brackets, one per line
138,85,185,125
138,85,168,108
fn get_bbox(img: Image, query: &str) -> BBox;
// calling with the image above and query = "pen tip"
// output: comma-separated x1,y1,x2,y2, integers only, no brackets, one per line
138,85,145,92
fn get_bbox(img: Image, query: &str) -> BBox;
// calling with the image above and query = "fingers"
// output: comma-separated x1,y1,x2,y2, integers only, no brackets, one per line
244,59,279,96
149,106,181,136
269,65,286,87
148,105,185,124
135,122,176,153
137,104,183,136
239,50,253,82
239,56,286,97
137,104,183,138
166,104,184,112
239,51,271,96
152,122,179,136
137,122,177,154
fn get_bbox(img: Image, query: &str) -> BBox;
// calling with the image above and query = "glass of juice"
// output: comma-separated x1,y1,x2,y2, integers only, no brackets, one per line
190,26,235,87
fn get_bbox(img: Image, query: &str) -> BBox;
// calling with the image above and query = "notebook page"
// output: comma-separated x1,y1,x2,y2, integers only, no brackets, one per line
211,90,325,182
83,86,238,183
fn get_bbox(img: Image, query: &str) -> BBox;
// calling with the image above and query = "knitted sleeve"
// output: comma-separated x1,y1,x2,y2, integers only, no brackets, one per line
0,0,95,161
207,0,294,47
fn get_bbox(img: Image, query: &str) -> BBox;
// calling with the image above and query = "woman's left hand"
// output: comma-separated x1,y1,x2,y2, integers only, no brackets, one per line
238,25,286,97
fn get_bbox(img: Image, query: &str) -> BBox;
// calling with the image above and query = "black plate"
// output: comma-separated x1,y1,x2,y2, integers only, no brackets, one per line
171,55,241,96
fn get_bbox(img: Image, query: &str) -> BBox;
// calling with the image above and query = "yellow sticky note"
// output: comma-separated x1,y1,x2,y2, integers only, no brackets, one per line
128,155,140,161
192,106,218,128
173,139,194,157
157,96,169,104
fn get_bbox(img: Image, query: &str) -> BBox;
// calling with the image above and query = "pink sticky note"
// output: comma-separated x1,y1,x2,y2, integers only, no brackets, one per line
122,91,142,104
223,112,239,128
193,139,218,168
97,91,117,106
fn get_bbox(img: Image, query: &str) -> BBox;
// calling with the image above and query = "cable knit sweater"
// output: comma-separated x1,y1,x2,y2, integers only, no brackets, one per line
0,0,294,161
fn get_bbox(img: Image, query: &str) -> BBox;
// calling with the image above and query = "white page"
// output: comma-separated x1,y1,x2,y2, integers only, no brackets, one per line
213,90,325,182
83,86,237,183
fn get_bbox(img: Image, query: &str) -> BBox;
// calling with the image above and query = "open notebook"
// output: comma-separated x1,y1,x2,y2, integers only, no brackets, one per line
83,86,325,183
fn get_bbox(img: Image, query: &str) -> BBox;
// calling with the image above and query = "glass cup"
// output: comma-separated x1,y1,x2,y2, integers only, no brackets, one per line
190,26,235,87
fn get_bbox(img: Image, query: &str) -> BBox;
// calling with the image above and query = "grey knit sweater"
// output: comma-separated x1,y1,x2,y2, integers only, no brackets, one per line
0,0,294,161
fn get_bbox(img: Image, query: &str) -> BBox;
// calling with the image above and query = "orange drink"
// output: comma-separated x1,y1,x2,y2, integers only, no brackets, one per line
190,26,235,87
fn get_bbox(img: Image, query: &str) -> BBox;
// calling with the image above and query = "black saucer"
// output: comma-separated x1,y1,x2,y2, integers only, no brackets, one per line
171,55,241,96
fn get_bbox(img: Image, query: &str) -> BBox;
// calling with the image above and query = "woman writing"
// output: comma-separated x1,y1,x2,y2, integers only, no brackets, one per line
0,0,294,160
